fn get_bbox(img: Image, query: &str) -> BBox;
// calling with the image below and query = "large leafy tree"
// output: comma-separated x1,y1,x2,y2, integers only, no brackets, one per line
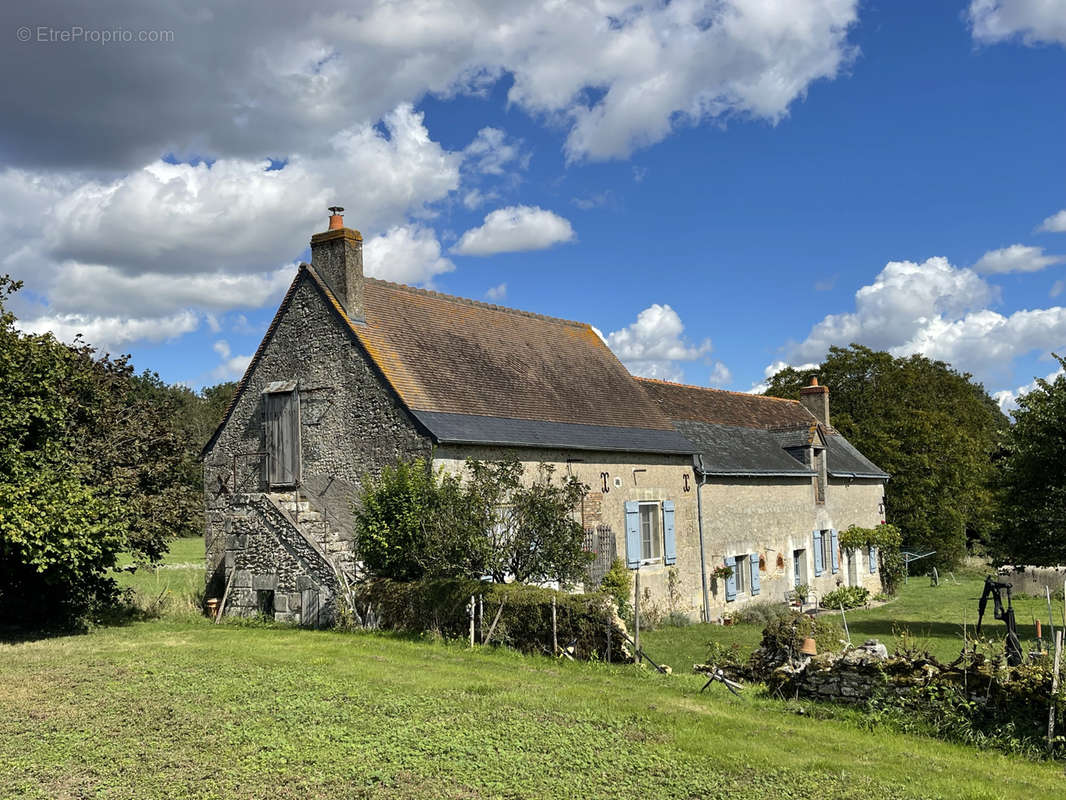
0,277,205,627
993,356,1066,565
765,345,1006,569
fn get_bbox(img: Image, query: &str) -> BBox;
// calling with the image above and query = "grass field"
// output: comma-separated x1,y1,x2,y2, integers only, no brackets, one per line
1,544,1063,799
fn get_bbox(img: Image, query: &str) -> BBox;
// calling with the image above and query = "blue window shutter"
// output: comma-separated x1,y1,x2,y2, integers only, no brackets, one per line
724,556,737,601
869,545,878,574
749,553,760,596
813,530,823,577
662,500,676,565
830,529,840,574
625,501,640,568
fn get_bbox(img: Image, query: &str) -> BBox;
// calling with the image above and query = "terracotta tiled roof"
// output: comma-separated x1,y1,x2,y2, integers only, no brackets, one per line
347,277,679,431
636,377,815,429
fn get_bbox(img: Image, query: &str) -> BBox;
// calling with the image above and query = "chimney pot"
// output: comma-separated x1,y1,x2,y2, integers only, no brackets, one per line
799,376,830,427
328,206,345,230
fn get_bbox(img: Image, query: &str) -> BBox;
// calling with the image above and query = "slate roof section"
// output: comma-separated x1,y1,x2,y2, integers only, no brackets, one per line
824,433,890,479
674,420,815,476
637,377,887,480
352,278,679,432
410,411,695,454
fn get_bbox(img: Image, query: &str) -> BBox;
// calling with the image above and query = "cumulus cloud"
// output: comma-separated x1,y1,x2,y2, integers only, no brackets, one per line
453,206,576,256
748,359,818,394
209,340,253,381
485,283,507,301
463,128,528,176
1,1,860,169
973,243,1065,273
363,225,454,286
708,361,733,388
606,304,711,381
1038,209,1066,233
781,256,1066,395
968,0,1066,46
17,310,200,354
1052,279,1065,298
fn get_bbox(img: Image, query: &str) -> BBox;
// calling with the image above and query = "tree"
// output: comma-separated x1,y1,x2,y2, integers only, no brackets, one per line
354,456,591,585
765,345,1006,569
993,355,1066,565
0,276,195,627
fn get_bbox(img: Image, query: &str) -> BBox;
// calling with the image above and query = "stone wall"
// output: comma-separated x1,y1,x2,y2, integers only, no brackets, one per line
433,446,702,617
700,476,884,617
203,271,432,594
221,493,341,624
999,565,1066,597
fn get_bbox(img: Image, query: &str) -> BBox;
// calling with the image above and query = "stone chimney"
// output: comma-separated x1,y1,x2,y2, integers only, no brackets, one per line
310,206,365,322
800,376,830,427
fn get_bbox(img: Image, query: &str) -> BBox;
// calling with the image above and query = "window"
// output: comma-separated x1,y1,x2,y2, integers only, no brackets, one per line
733,554,748,594
820,530,831,572
639,502,661,561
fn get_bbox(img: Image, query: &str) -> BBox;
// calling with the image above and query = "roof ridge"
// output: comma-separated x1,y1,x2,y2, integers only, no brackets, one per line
635,376,802,404
364,276,589,330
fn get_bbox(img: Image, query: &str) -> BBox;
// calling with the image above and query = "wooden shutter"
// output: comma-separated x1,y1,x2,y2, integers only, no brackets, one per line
264,384,300,487
749,553,760,596
830,529,840,574
625,501,640,568
813,530,823,577
724,556,737,601
662,500,676,565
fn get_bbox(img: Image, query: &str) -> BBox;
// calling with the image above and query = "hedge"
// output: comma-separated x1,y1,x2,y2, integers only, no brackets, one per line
353,578,634,662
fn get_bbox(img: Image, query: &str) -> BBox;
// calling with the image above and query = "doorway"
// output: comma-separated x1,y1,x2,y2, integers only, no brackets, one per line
793,549,808,587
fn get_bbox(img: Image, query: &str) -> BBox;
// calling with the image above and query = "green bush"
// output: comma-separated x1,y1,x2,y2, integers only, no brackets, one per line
733,599,794,626
840,523,905,595
820,585,870,610
355,578,632,661
599,558,632,619
749,611,844,680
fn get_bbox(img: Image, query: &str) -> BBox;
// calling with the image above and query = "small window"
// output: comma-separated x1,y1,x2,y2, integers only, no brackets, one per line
639,502,661,561
820,530,831,571
734,554,748,594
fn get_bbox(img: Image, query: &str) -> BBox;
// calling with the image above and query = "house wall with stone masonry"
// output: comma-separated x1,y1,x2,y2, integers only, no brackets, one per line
432,446,704,617
203,274,432,595
700,475,885,616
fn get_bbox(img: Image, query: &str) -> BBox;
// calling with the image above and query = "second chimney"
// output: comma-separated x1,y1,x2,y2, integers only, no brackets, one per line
310,206,365,322
800,376,830,427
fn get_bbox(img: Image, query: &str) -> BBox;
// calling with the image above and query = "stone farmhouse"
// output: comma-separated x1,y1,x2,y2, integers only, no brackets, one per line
202,211,888,625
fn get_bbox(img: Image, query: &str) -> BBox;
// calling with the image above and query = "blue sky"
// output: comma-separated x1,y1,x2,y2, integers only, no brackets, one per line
3,0,1064,409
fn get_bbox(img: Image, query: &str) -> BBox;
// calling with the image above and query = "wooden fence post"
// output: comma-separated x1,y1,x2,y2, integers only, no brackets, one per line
479,594,484,644
551,594,558,654
468,595,475,647
1049,630,1062,752
634,570,641,665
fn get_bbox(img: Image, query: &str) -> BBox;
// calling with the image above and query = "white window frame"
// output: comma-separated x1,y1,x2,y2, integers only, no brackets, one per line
734,553,748,594
638,501,662,563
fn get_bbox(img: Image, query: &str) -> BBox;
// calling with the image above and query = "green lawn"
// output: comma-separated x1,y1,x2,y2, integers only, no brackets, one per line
2,547,1062,798
640,572,1066,672
113,537,205,618
2,617,1064,800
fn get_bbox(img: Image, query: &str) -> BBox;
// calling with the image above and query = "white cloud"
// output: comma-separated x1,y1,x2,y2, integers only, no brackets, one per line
1038,209,1066,233
993,366,1066,412
748,359,818,394
485,283,507,301
463,128,527,176
1052,279,1065,298
973,243,1065,273
2,1,861,169
708,361,733,388
17,310,199,354
606,303,711,381
453,206,576,256
968,0,1066,46
363,225,454,286
781,255,1066,397
208,339,253,381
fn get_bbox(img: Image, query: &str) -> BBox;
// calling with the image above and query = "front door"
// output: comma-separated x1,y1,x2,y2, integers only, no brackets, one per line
263,383,300,487
793,549,807,587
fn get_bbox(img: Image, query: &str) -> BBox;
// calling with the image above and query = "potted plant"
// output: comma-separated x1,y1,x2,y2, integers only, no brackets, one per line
793,583,810,610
